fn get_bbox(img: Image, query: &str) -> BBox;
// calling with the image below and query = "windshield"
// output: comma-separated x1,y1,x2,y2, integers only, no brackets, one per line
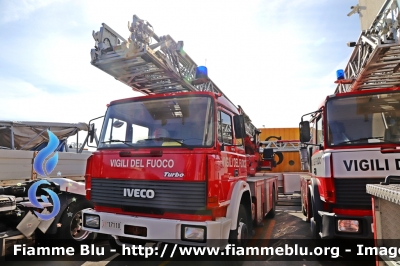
326,91,400,146
98,96,214,149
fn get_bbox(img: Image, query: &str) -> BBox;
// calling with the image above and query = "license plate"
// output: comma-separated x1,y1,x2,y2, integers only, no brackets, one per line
102,220,122,230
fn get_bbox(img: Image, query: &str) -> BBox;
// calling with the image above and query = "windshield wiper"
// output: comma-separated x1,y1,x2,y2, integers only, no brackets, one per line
336,136,384,145
101,139,136,147
143,137,192,149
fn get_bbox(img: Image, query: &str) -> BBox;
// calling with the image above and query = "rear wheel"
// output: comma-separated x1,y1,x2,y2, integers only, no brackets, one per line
265,188,276,218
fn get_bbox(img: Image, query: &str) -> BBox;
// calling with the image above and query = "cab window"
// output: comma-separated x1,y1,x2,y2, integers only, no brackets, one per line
316,117,323,145
218,111,233,144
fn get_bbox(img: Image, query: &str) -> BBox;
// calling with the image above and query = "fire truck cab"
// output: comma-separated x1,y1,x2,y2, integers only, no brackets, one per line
83,91,277,248
299,87,400,239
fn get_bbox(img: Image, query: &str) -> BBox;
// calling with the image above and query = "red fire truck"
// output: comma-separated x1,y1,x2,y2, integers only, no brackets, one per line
81,15,277,248
299,0,400,239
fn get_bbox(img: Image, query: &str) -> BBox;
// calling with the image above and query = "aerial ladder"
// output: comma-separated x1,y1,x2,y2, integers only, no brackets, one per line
90,15,258,137
335,0,400,92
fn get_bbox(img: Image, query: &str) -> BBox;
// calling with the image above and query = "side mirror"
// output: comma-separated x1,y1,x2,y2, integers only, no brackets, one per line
233,115,246,139
299,121,311,143
89,123,95,144
86,115,104,148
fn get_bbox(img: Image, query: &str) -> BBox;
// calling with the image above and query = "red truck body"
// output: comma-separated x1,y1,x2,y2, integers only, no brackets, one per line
82,91,277,247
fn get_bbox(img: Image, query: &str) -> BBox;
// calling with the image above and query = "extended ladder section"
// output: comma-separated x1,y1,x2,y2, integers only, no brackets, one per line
91,15,258,137
259,140,301,152
336,0,400,93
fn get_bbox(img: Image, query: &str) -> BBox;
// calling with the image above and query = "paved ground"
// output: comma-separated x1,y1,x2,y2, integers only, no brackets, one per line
2,199,376,266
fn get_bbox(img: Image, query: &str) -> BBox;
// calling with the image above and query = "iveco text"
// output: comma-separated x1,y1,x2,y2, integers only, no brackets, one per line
123,188,155,198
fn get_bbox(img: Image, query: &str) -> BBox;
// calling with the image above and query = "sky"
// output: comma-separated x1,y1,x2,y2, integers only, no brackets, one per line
0,0,362,132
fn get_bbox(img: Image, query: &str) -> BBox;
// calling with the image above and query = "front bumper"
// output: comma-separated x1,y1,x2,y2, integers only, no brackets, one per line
318,211,373,239
82,209,232,247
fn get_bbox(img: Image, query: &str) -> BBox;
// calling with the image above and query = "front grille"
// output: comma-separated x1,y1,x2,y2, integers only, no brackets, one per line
91,178,206,214
334,178,400,208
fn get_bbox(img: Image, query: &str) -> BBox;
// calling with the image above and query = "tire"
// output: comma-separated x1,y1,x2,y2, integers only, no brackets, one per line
265,188,276,219
55,198,97,245
305,191,312,222
300,191,306,216
310,200,321,239
229,204,249,247
309,181,322,238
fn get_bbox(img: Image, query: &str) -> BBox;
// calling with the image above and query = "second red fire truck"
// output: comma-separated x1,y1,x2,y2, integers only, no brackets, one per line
299,0,400,240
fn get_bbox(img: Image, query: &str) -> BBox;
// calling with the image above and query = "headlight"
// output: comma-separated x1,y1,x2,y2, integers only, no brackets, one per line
84,214,100,229
181,225,206,242
337,219,359,233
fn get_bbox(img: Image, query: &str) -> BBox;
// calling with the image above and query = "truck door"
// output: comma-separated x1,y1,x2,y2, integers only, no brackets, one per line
218,109,247,201
310,115,324,176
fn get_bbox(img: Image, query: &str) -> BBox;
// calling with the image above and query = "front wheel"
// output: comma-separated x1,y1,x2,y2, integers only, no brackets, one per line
55,198,97,245
310,199,321,239
229,204,249,247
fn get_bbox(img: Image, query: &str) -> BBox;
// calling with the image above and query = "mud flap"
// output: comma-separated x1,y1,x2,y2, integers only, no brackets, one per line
318,211,335,239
